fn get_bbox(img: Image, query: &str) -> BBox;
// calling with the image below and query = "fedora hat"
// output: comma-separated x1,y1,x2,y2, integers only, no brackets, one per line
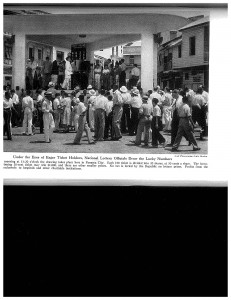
87,85,92,89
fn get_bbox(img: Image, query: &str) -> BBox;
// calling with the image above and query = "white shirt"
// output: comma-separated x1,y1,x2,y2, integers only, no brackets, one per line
202,91,209,104
53,98,60,110
94,95,108,110
131,67,140,77
172,95,183,112
42,99,52,113
106,101,113,116
12,93,19,104
153,105,161,117
150,92,162,102
65,60,73,75
22,96,34,110
130,95,142,108
3,98,13,109
121,92,131,105
76,102,87,116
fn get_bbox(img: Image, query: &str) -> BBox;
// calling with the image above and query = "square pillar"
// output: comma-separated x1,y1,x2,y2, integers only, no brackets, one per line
12,33,26,89
141,32,158,92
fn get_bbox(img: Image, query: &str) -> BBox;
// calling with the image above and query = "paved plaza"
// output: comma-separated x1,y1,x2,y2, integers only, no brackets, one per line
4,126,208,154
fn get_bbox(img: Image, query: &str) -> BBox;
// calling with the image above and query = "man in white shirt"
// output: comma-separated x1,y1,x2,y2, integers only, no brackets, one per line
11,89,20,127
62,93,72,132
130,64,140,88
150,87,162,103
22,90,34,135
53,92,61,132
120,86,131,133
36,89,44,133
111,85,123,140
73,95,95,145
166,89,183,146
94,89,108,141
129,88,142,136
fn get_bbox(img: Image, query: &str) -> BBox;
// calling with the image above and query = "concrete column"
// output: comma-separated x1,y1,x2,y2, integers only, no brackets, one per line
12,33,26,89
153,40,158,88
141,32,154,93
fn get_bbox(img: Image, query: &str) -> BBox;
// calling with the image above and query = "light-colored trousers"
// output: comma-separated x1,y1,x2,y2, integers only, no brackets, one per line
74,115,93,144
173,118,198,149
43,112,55,142
94,74,101,90
135,117,152,145
53,109,60,130
22,107,33,134
112,105,123,138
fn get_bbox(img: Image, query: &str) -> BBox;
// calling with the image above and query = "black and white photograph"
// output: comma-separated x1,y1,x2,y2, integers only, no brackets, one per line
3,3,220,154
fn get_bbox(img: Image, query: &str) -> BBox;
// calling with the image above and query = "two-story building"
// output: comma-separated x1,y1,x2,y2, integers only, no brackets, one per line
158,16,209,91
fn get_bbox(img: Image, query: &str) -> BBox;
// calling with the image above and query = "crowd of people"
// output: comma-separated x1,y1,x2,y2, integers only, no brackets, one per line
25,54,140,93
3,78,208,151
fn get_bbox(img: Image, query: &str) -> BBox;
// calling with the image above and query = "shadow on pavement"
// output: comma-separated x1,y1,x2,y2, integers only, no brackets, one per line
30,141,47,143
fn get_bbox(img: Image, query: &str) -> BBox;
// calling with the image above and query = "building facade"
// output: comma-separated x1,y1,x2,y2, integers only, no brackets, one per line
158,16,210,91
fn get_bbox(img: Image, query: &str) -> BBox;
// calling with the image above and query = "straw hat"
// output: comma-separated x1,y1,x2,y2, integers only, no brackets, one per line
87,85,92,89
132,89,139,96
48,82,54,87
89,89,96,96
120,86,127,93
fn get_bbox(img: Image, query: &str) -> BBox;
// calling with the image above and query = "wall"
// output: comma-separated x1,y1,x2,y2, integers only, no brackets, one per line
174,26,206,69
26,39,53,67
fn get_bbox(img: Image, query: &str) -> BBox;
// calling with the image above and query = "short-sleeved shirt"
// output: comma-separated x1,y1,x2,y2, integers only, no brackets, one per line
139,102,153,116
130,95,142,108
121,92,131,105
3,98,13,109
177,103,191,117
192,94,206,107
53,98,60,110
153,105,161,117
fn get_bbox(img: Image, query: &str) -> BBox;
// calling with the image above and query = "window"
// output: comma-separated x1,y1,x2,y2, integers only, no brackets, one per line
29,47,34,59
185,73,189,80
189,36,196,56
129,55,134,65
38,49,42,60
178,44,182,58
159,54,162,66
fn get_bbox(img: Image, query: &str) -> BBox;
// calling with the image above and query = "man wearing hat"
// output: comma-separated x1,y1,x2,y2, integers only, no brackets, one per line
135,95,153,146
111,85,123,140
21,90,34,136
42,92,55,143
120,86,131,134
129,88,142,136
94,89,108,141
47,82,57,99
88,89,97,132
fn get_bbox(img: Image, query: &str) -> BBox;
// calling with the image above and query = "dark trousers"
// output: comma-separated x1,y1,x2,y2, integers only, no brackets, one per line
121,104,131,133
11,104,20,127
4,109,12,140
171,110,179,145
104,112,113,139
151,116,165,146
119,71,126,87
129,107,139,135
